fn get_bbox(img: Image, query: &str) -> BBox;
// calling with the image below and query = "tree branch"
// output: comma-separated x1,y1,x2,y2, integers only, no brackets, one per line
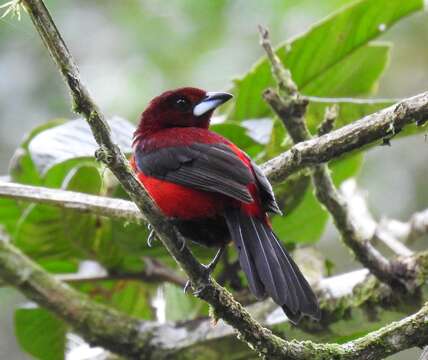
0,180,143,222
0,234,161,359
340,179,414,257
1,180,428,251
261,91,428,185
17,1,311,358
259,25,413,289
2,2,426,358
379,209,428,246
3,232,428,359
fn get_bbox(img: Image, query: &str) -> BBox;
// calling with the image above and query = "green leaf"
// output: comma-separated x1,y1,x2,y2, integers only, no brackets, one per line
259,43,390,163
164,283,208,321
13,203,81,260
13,165,105,265
108,281,155,319
272,183,328,245
10,119,65,185
272,153,363,244
243,1,416,246
15,308,66,360
76,280,156,320
302,43,390,97
228,0,422,121
0,198,22,237
210,123,263,157
27,117,134,175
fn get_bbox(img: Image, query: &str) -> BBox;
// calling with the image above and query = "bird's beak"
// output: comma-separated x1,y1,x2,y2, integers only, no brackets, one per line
193,92,233,116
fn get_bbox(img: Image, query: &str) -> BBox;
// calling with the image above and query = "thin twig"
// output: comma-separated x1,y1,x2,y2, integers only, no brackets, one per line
258,24,298,96
259,25,410,289
259,25,310,143
400,209,428,244
317,104,339,136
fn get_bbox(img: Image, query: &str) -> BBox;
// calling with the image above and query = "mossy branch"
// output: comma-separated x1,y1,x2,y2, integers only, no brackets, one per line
259,24,417,289
3,231,428,359
16,0,317,358
0,1,427,359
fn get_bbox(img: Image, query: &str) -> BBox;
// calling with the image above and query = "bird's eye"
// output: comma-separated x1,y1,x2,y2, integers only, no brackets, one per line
174,97,191,112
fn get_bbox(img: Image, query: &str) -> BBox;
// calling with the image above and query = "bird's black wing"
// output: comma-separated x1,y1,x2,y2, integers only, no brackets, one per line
250,160,282,215
135,143,254,203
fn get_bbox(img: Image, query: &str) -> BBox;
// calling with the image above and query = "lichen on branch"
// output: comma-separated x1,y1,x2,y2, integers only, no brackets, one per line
0,2,427,359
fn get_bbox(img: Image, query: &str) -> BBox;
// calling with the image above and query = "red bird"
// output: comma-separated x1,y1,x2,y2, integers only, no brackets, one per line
131,87,320,323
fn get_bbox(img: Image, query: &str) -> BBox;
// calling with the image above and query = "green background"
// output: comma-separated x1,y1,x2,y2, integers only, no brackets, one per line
0,0,427,359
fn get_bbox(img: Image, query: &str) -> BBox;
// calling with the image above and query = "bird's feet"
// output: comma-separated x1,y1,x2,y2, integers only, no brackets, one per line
147,225,187,251
183,247,225,294
177,234,187,252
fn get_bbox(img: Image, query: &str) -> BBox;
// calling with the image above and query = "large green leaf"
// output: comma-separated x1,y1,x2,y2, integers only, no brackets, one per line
302,43,390,97
13,166,103,264
265,61,388,244
15,308,67,360
10,119,65,185
228,0,422,121
27,117,134,175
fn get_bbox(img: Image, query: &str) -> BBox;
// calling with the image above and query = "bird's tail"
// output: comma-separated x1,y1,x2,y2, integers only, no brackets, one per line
224,208,320,324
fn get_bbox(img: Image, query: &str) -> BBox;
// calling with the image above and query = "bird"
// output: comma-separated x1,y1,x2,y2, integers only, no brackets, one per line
130,87,320,324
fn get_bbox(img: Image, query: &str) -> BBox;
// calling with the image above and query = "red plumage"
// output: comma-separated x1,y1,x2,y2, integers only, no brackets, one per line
131,87,320,323
131,126,262,220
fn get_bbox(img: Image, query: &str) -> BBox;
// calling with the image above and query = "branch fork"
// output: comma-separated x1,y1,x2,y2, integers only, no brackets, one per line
0,6,428,360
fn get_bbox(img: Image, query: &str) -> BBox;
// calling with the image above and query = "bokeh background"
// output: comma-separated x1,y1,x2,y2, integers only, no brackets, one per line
0,0,427,358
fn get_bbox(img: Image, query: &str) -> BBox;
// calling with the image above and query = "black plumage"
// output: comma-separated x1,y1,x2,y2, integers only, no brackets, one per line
224,208,321,324
250,160,283,215
135,143,254,203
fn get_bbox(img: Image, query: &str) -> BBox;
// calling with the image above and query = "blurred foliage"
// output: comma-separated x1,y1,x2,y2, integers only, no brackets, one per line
0,0,427,359
14,308,67,360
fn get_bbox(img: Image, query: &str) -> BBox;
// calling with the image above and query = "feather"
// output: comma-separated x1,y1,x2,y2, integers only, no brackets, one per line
135,143,254,203
225,208,320,324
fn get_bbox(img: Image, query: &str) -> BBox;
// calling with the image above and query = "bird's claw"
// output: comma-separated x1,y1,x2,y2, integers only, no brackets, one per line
147,229,156,247
183,247,225,295
183,280,192,294
146,224,157,247
183,265,211,296
178,236,187,252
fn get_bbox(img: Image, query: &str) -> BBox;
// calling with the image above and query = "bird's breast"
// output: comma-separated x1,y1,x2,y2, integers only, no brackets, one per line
135,171,228,220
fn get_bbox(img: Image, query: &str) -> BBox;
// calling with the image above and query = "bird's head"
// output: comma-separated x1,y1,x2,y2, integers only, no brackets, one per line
134,87,232,140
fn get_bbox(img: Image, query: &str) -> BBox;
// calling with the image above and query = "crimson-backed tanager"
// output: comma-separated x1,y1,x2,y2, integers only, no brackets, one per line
131,87,320,323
